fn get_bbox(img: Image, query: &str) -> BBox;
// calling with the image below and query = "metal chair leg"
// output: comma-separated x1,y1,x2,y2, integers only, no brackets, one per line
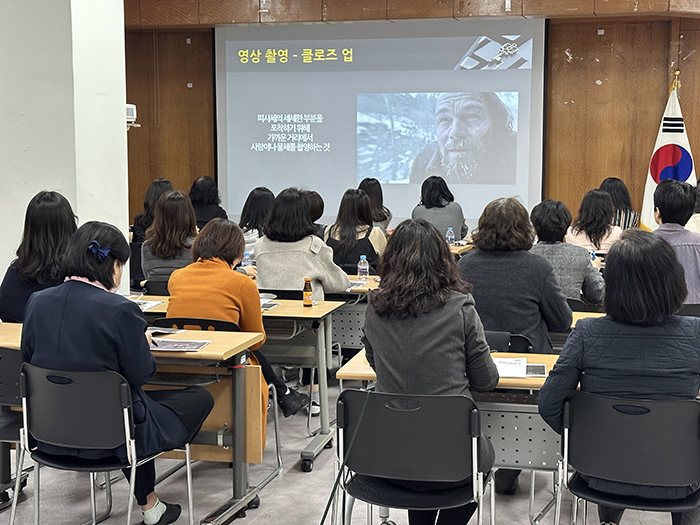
553,464,563,525
477,471,484,525
186,444,194,525
9,435,26,525
489,473,496,525
89,472,97,524
366,502,373,525
345,495,356,525
570,495,579,525
581,500,588,524
33,460,40,525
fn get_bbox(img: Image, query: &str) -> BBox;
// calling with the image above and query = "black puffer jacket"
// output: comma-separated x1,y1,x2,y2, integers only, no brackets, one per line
539,314,700,498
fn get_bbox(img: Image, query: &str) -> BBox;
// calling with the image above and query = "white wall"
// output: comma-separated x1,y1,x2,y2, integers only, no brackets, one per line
0,0,129,291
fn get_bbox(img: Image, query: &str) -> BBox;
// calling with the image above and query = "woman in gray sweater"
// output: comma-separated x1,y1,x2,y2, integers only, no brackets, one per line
411,176,469,239
362,218,498,525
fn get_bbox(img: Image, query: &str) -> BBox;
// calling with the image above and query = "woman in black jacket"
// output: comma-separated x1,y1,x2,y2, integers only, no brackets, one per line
538,229,700,525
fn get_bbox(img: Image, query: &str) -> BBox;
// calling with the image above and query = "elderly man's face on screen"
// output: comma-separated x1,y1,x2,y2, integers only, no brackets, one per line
435,93,492,181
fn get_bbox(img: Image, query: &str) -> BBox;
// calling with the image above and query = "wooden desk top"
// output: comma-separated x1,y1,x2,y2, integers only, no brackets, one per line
129,296,345,319
346,276,380,294
450,243,474,255
0,322,263,362
572,311,605,328
336,349,559,390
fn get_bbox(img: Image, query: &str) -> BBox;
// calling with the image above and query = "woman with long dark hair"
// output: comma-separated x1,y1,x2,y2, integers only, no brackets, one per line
21,221,214,525
411,176,468,238
189,176,227,230
358,178,392,234
239,187,275,256
141,190,197,281
599,177,639,230
539,229,700,525
0,191,77,322
566,189,622,253
132,178,174,244
325,189,386,273
363,218,498,525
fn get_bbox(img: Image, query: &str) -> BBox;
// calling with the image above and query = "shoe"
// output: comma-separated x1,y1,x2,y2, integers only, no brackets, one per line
494,469,519,495
141,502,181,525
278,389,310,417
307,400,321,417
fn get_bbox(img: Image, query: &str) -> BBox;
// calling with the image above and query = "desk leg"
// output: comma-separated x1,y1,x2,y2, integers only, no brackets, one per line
300,316,334,467
201,364,256,525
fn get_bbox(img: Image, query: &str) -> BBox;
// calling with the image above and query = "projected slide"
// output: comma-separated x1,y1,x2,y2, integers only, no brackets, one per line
216,19,544,227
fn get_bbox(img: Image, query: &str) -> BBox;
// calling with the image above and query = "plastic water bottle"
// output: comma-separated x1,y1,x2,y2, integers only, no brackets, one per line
445,227,455,244
241,252,252,267
357,255,370,281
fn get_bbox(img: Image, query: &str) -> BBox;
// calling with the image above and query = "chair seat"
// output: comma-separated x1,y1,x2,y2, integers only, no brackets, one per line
346,474,475,511
29,450,129,473
568,473,700,513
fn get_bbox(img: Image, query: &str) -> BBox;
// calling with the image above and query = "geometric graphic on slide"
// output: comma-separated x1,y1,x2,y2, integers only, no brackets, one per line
649,144,694,184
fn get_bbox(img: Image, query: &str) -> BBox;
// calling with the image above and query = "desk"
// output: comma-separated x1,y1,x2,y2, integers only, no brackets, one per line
336,349,564,525
450,243,474,256
0,323,266,525
131,295,347,471
572,311,605,327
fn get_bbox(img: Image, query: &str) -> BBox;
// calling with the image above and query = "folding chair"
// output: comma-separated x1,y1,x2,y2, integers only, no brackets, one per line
566,298,587,312
335,389,495,525
561,391,700,524
484,331,535,353
143,280,169,296
10,364,195,525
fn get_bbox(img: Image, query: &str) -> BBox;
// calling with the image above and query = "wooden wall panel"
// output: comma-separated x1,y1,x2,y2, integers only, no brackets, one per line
681,18,700,30
124,0,141,27
260,0,323,22
125,30,215,222
139,0,199,26
200,0,259,24
595,0,668,14
678,29,700,170
523,0,594,17
323,0,387,21
671,0,700,15
454,0,523,17
545,21,670,215
388,0,453,19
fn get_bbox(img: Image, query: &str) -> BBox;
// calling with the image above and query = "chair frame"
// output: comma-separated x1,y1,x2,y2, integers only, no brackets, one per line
9,364,194,525
561,391,700,524
335,389,495,525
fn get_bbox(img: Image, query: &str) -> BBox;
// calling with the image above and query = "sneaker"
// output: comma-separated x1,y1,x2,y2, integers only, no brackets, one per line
307,400,321,417
278,389,310,417
141,502,181,525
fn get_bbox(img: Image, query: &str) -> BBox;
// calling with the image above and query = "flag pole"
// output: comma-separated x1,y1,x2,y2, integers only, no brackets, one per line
670,69,681,95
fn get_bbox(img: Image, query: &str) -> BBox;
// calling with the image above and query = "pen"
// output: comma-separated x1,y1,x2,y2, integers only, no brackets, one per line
151,338,158,347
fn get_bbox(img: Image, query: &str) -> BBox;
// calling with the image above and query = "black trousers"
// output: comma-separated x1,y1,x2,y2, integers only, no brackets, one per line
123,387,214,506
251,349,287,398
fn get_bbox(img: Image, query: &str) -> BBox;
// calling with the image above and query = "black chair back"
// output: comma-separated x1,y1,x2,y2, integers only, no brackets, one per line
678,304,700,317
144,280,169,296
566,298,587,312
484,331,535,353
153,317,241,332
129,242,144,289
0,347,22,407
563,391,700,487
20,364,132,450
337,389,478,483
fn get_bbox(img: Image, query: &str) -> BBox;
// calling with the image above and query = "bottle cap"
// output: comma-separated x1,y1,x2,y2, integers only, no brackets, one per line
304,277,311,281
244,252,250,257
447,227,453,231
360,255,367,260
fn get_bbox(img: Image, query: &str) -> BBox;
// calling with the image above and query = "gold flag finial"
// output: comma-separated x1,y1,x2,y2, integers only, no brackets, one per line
671,69,681,94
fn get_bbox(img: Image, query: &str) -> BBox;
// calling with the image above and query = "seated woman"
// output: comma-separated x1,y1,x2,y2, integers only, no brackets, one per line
131,178,174,244
189,176,227,230
301,190,326,239
167,218,309,417
255,188,350,300
566,189,623,254
358,177,392,234
530,199,604,305
0,191,77,323
599,177,639,230
363,218,499,525
324,189,386,274
459,197,571,495
411,176,468,239
538,229,700,525
239,187,275,256
141,190,197,281
21,221,214,525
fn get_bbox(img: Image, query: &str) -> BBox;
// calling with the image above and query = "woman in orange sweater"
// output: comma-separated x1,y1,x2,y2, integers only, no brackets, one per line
167,219,308,417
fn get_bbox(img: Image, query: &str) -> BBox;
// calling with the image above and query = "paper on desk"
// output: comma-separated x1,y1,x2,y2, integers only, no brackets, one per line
493,357,527,378
150,338,210,352
134,300,163,312
346,281,365,291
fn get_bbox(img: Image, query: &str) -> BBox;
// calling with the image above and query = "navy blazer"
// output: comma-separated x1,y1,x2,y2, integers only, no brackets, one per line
21,280,186,459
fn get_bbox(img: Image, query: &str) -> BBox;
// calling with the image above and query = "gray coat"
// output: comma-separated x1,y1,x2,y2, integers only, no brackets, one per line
459,249,572,353
411,202,469,239
530,242,604,304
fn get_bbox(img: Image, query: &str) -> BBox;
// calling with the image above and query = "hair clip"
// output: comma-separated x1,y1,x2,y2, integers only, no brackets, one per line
87,240,111,262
